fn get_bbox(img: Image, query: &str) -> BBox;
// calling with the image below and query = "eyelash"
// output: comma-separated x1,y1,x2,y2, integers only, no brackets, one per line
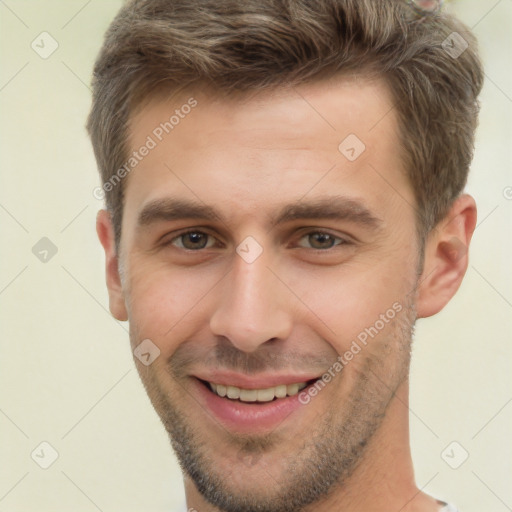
164,229,350,251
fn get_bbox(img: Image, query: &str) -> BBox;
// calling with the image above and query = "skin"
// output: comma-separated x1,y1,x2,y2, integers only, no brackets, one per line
97,75,477,511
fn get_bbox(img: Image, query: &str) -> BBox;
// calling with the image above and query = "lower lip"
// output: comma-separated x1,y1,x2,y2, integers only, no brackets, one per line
193,378,312,433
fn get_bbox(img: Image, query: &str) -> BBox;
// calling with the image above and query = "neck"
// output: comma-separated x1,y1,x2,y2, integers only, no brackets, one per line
184,378,440,511
299,378,439,511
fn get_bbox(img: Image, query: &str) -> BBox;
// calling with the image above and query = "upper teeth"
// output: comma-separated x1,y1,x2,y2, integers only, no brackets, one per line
209,381,309,402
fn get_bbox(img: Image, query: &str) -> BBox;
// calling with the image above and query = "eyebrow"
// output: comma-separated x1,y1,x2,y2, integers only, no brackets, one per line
271,197,382,229
137,198,223,226
136,196,382,231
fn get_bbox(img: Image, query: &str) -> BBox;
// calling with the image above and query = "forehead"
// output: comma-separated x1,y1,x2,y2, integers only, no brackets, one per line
122,76,412,231
129,75,397,152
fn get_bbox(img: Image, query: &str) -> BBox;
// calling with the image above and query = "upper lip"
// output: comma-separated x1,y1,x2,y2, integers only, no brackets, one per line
193,371,321,389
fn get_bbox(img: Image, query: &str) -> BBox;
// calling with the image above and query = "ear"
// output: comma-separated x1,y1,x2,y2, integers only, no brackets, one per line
96,209,128,321
416,194,477,318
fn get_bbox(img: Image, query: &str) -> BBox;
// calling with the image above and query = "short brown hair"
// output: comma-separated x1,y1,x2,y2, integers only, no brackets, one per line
87,0,483,251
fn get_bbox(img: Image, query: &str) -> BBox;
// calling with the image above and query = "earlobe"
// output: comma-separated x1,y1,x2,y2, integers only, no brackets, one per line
416,194,477,319
96,209,129,321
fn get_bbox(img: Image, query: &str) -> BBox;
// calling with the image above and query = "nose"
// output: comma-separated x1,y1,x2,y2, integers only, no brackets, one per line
209,244,293,352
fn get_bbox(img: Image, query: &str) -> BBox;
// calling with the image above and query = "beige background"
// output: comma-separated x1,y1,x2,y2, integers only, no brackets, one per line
0,1,511,511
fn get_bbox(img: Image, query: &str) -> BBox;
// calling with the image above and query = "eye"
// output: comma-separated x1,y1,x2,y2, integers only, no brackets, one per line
296,231,347,250
168,230,217,250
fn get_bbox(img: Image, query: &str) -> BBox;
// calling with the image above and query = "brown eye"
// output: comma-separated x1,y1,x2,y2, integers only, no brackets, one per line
297,232,345,250
170,231,215,250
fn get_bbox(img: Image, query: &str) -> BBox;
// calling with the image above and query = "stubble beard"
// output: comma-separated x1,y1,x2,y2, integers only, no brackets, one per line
131,295,417,512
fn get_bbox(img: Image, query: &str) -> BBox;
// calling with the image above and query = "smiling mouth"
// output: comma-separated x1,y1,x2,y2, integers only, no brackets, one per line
198,378,317,403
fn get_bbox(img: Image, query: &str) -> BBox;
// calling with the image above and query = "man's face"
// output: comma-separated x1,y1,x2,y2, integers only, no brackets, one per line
117,77,421,511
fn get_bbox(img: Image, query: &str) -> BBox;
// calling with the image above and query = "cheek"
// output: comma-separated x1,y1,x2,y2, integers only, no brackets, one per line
297,253,417,357
124,259,220,353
